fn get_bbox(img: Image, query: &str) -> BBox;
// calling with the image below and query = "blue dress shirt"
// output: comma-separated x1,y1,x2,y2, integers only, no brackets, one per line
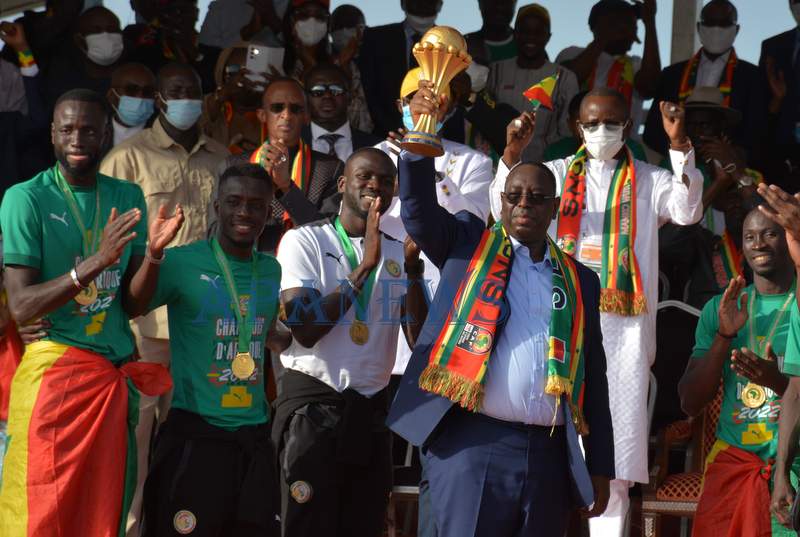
480,236,565,425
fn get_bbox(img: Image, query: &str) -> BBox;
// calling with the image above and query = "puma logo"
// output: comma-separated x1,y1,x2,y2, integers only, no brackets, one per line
200,274,220,288
325,252,344,266
49,212,69,227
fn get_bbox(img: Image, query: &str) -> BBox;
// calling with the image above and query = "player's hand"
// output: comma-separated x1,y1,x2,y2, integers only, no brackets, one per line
18,318,51,344
772,472,796,527
361,197,382,271
717,275,748,337
95,207,142,268
731,343,788,395
148,204,184,258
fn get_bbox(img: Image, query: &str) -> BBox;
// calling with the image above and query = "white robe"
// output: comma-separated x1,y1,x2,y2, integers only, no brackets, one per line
378,138,494,375
490,150,704,483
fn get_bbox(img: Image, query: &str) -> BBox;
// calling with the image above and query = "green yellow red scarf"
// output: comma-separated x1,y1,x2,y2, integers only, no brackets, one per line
588,55,635,107
679,49,737,106
419,223,589,433
557,145,646,316
250,139,311,225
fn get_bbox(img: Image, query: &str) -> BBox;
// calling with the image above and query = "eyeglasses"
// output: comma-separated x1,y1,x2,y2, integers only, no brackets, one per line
267,103,305,115
579,120,629,134
501,192,556,206
308,84,347,98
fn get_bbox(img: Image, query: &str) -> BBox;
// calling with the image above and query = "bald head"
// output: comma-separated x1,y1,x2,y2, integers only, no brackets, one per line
579,87,629,122
701,0,738,25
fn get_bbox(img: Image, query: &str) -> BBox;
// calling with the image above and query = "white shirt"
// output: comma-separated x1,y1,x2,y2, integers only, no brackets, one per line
277,219,407,396
696,49,732,88
490,150,703,482
480,239,564,425
556,47,645,136
376,138,493,374
112,118,144,148
310,121,354,162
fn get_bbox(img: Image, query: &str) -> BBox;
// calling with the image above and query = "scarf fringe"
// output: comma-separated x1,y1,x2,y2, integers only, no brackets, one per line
600,288,647,316
545,376,590,435
419,363,485,411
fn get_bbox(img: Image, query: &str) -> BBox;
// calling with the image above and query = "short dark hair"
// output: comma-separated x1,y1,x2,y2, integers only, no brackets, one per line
345,147,397,174
303,62,351,90
54,88,110,119
218,163,274,197
588,0,638,30
701,0,738,23
508,161,557,194
157,62,201,93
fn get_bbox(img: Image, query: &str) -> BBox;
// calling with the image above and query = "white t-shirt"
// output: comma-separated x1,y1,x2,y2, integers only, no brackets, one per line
277,218,407,396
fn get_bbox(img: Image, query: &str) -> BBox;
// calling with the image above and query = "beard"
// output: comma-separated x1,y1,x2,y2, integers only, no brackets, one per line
54,148,99,178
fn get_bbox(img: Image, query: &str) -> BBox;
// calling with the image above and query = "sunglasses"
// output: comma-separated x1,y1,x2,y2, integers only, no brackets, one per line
579,120,629,134
308,84,347,98
267,102,305,114
501,192,556,206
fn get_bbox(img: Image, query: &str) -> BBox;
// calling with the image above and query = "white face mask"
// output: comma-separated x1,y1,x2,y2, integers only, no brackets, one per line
295,18,328,46
466,62,490,93
331,27,358,52
792,3,800,25
405,13,437,34
581,124,626,161
698,24,737,55
83,32,123,66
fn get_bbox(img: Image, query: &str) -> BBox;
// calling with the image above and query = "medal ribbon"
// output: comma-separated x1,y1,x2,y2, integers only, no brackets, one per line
54,166,101,259
211,238,258,356
333,217,378,323
747,288,795,355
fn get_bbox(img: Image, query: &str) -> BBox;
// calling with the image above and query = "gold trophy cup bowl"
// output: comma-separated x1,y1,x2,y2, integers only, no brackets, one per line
400,26,472,157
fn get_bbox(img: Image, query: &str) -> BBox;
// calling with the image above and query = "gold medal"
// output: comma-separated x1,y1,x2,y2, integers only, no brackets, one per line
231,351,256,380
350,320,369,345
74,281,98,306
741,382,767,408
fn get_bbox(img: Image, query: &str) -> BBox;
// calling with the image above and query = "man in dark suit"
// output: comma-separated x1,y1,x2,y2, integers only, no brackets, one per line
224,77,342,252
387,86,615,537
357,0,443,137
301,62,381,162
757,0,800,190
643,0,765,159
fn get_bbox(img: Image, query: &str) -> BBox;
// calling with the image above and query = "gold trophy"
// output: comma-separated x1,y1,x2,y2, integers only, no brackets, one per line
400,26,472,157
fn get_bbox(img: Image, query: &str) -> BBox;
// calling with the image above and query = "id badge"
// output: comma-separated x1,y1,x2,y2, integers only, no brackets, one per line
579,240,603,273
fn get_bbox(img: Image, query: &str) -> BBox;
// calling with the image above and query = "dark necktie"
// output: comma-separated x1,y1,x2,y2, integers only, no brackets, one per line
318,133,342,156
409,33,421,69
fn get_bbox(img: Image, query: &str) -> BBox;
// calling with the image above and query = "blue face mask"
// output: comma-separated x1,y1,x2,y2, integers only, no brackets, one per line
402,104,443,133
114,94,154,127
162,98,203,130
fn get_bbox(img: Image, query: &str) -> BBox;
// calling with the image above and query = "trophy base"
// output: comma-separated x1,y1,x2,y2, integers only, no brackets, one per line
399,130,444,158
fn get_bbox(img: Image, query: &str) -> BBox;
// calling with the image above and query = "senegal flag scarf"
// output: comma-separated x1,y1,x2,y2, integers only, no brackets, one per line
419,223,589,433
250,139,312,225
0,342,172,537
679,48,737,106
557,145,646,316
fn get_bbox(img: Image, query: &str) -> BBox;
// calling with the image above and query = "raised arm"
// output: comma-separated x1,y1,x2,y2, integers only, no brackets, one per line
281,199,382,348
5,208,142,324
633,0,661,99
757,183,800,312
679,276,747,416
123,204,185,318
